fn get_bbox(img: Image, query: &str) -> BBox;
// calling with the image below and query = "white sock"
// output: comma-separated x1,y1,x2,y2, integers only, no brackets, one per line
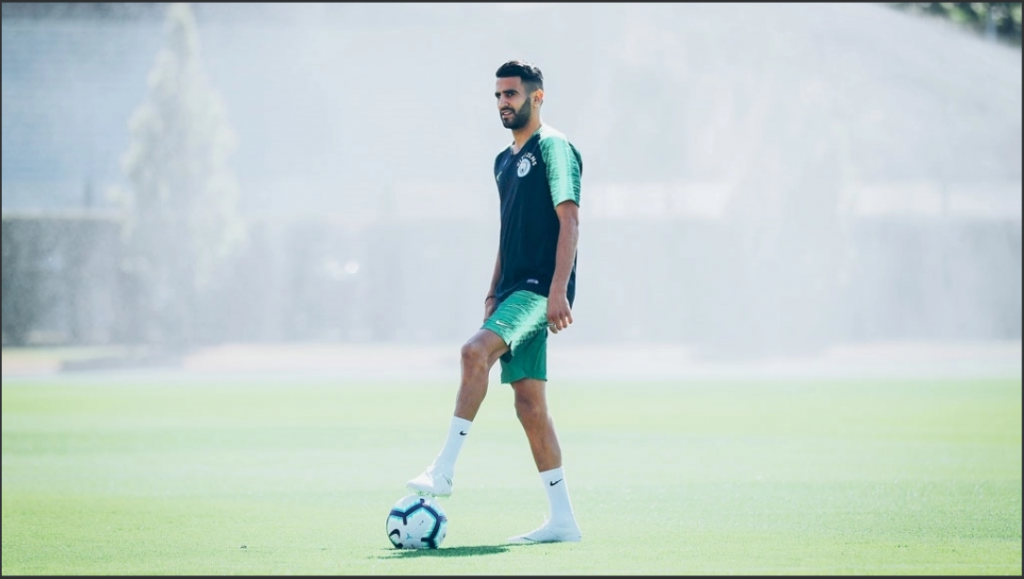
540,467,577,526
433,416,472,474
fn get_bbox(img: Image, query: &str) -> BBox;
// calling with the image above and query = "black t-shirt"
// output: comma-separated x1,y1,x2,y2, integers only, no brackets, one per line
492,124,583,306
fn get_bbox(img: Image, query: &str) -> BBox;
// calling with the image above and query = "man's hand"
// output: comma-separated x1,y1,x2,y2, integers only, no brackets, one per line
547,290,573,334
484,296,497,323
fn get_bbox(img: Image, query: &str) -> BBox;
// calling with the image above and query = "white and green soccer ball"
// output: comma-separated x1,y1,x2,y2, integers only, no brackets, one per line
385,494,448,549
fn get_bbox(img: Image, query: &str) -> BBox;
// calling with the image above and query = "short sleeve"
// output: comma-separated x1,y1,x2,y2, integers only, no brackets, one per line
539,135,582,208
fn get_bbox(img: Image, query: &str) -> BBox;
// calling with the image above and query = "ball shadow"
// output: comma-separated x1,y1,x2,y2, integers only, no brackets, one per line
376,544,510,559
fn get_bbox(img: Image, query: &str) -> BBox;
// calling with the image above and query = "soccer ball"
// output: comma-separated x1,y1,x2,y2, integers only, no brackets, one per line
385,494,448,549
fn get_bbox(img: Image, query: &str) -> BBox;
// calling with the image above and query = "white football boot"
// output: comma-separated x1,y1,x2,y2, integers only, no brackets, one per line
507,518,582,544
406,464,454,498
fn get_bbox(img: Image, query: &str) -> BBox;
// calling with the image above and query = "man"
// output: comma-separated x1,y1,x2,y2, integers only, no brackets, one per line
406,59,583,544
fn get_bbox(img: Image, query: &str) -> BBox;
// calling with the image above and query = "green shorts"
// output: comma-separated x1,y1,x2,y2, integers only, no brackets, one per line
481,290,549,384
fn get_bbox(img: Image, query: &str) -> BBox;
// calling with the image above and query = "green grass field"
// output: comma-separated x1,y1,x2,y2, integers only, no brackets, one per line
2,369,1021,575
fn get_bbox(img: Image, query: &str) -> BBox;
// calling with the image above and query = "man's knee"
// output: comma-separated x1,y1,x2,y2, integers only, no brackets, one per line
513,381,548,424
462,333,502,367
460,340,488,368
462,330,508,368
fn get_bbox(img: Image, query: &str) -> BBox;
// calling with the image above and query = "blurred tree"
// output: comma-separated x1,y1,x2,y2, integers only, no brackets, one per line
891,2,1023,44
113,2,246,347
2,218,38,346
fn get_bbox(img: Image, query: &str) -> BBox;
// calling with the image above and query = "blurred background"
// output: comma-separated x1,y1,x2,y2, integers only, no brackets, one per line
1,2,1021,368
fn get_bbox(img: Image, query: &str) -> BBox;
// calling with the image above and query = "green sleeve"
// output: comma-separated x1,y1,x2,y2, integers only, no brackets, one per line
539,135,581,208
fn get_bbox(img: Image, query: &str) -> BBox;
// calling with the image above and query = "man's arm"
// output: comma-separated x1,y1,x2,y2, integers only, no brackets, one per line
484,249,501,322
539,134,582,335
547,200,578,334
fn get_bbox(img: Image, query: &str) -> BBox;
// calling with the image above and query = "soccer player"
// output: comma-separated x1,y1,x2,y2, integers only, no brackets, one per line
406,59,583,544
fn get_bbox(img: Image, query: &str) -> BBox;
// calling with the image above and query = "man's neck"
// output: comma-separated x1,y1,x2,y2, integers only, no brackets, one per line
511,118,542,151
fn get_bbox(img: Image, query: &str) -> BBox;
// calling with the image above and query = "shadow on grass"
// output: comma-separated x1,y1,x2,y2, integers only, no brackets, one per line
376,544,510,559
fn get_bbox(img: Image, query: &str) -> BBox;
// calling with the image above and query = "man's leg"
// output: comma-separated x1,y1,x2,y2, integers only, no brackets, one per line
454,329,510,422
407,328,508,497
506,379,581,544
511,378,562,472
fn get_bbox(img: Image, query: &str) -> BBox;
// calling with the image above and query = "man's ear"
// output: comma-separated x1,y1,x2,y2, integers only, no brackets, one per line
533,88,544,106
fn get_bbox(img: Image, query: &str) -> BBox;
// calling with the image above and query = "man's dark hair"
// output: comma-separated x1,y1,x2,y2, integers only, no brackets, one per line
496,59,544,93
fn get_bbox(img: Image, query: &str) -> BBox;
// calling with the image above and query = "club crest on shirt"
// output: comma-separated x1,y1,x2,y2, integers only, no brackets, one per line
518,153,538,177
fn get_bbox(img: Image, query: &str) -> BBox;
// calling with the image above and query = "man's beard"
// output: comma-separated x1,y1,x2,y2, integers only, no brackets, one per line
502,98,532,130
